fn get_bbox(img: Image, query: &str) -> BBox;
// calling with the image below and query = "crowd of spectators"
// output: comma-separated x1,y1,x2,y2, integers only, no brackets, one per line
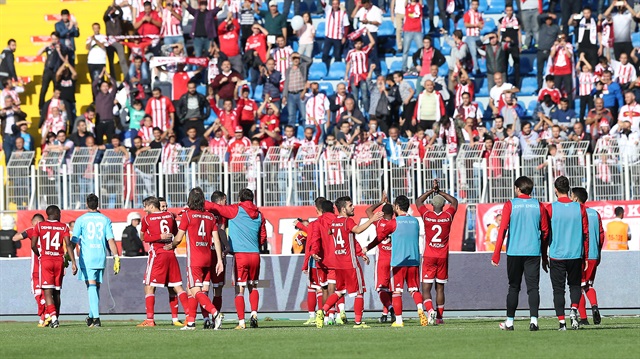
0,0,638,175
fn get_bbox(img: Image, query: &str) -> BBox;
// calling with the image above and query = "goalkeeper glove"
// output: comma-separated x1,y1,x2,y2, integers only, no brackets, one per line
113,256,121,275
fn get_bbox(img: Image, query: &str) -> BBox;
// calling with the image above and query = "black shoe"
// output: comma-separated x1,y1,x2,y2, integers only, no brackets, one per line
91,318,102,327
250,315,258,328
500,322,514,330
51,320,59,328
203,319,212,329
379,314,388,323
389,307,396,323
558,322,567,331
593,306,601,325
85,316,93,327
579,319,590,326
529,323,539,331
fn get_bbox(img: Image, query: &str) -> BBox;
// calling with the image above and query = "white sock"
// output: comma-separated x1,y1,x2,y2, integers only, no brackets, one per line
417,303,424,311
309,311,315,318
506,317,514,326
338,303,345,313
328,313,335,320
51,315,58,322
395,315,403,324
559,319,566,324
531,317,538,325
251,311,257,317
38,319,44,324
239,319,245,326
172,318,179,322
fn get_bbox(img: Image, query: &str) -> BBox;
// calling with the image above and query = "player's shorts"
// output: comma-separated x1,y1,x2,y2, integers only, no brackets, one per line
307,267,321,289
40,260,64,290
316,267,330,287
391,266,420,292
581,259,598,287
233,253,260,287
187,266,211,288
325,268,337,285
422,257,448,284
335,266,366,297
144,251,183,287
32,271,41,295
375,258,391,292
209,252,226,288
78,267,104,283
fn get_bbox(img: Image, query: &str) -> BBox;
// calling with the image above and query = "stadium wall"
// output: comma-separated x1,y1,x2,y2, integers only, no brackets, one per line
2,251,639,315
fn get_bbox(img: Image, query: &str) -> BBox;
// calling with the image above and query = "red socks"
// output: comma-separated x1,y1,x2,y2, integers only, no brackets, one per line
315,291,323,308
145,294,155,320
213,296,222,313
379,291,392,312
354,295,364,324
437,305,444,319
169,294,178,319
177,291,190,319
35,293,45,318
411,291,424,307
586,288,598,306
196,291,217,316
235,294,245,320
187,296,198,323
249,290,259,312
578,293,588,319
323,293,339,313
307,288,317,312
392,293,403,316
423,299,434,312
46,303,57,318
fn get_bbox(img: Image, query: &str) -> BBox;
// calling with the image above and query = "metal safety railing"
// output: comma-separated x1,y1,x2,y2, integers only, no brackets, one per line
99,149,128,209
69,147,98,210
163,147,194,208
132,149,162,208
5,151,35,211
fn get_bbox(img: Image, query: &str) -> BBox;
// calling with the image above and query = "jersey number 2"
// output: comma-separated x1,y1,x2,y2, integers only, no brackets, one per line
431,225,443,243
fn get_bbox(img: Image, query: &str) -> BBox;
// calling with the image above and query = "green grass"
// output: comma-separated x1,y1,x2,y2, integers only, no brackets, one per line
1,317,639,358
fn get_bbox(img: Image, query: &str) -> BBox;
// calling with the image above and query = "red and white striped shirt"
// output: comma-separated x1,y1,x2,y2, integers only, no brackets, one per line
227,136,251,172
578,71,597,96
346,46,372,76
325,5,350,40
594,63,612,77
43,114,65,136
145,96,175,131
162,142,182,174
161,6,183,37
499,15,520,31
454,82,475,108
323,146,347,185
279,136,301,168
138,126,154,145
614,62,637,85
271,46,293,78
206,0,218,10
225,0,241,14
333,94,346,119
304,92,330,125
208,136,228,158
463,9,483,37
596,160,611,183
453,103,482,120
618,102,640,126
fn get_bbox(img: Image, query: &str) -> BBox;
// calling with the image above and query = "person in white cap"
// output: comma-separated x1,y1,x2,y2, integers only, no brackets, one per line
122,212,144,257
0,215,19,257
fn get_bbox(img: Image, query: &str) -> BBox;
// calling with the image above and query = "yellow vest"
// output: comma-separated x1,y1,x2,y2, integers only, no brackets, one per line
605,220,629,250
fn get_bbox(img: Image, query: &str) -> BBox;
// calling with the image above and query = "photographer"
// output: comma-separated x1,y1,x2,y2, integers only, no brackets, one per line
549,34,574,105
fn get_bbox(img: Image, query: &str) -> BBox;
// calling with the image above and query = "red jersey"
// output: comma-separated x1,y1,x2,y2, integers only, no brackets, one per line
218,20,241,57
142,211,178,255
418,206,457,259
245,33,267,63
34,220,70,261
237,97,258,124
375,218,396,262
24,227,39,272
211,103,239,136
330,216,363,269
180,209,217,267
309,212,337,269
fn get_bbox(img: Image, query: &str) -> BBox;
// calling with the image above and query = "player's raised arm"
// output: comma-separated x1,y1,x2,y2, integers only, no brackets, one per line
365,191,388,219
352,211,384,234
437,190,458,211
416,180,438,209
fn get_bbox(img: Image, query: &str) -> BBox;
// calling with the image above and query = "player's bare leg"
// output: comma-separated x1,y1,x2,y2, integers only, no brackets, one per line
234,285,247,329
435,283,445,324
137,286,157,327
422,282,437,325
248,283,259,328
182,285,221,330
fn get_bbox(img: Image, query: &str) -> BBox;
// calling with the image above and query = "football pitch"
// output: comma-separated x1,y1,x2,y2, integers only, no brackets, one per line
1,316,639,358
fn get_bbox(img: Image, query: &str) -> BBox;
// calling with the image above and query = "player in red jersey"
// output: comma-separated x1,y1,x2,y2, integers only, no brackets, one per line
298,197,326,325
314,196,383,329
31,206,77,328
137,196,190,327
199,190,230,329
165,187,224,330
417,180,458,325
14,213,46,326
363,192,397,323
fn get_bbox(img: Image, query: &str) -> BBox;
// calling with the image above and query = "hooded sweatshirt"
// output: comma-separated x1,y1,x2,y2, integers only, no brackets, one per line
205,200,266,253
308,212,338,270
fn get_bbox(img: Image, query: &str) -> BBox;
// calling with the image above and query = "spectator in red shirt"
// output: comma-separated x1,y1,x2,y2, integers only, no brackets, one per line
252,102,282,152
210,60,243,105
134,1,162,36
235,84,258,135
211,98,240,138
549,34,574,104
227,125,251,171
218,13,243,74
402,0,423,72
537,75,562,105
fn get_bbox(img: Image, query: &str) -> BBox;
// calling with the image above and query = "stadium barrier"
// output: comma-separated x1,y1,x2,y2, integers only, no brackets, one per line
2,251,638,315
1,140,639,212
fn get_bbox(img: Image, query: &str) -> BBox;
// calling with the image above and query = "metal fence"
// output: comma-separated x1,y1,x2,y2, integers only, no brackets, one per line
228,147,261,204
196,148,226,198
163,147,194,208
386,142,419,201
520,144,550,203
421,145,454,196
99,149,127,209
6,151,34,210
132,149,161,208
69,147,98,210
487,140,520,204
456,143,486,203
36,150,65,210
555,141,590,199
263,146,295,207
322,145,354,202
292,144,322,206
592,138,624,201
354,143,384,205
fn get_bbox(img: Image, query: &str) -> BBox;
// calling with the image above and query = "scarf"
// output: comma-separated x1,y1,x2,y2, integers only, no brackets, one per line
578,17,597,45
439,124,458,155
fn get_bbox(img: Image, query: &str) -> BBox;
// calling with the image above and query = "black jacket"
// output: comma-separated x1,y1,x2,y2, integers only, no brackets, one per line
412,47,446,69
0,48,16,80
121,225,144,257
103,5,124,36
0,229,19,257
0,107,26,135
176,92,211,122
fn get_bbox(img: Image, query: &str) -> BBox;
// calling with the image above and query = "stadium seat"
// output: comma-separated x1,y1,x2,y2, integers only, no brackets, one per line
253,85,264,102
520,57,534,75
528,100,539,116
485,1,504,14
520,77,538,96
433,37,441,50
574,98,580,110
456,18,465,31
478,58,487,74
316,22,325,39
518,101,528,117
196,84,206,96
378,21,395,37
319,82,334,96
390,60,402,73
476,78,490,97
379,61,389,76
476,101,485,114
292,41,299,52
440,40,451,56
438,62,449,77
633,32,640,48
532,58,538,75
326,61,346,80
481,18,497,35
308,63,327,81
